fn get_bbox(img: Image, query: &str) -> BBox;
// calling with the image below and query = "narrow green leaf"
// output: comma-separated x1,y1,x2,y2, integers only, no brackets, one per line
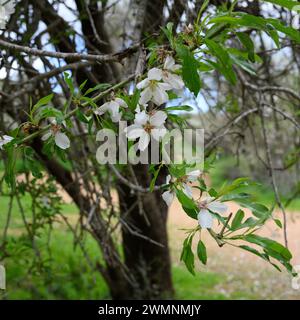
205,39,237,85
236,32,255,62
197,240,207,265
231,209,245,230
263,0,300,10
180,236,196,275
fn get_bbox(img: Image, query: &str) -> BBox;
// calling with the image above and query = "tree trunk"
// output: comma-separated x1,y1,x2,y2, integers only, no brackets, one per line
117,165,174,299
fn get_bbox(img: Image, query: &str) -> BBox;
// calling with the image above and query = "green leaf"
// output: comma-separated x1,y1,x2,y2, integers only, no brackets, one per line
197,240,207,265
239,201,271,219
37,107,63,121
79,79,88,91
76,109,90,123
31,94,54,115
209,13,300,44
165,105,194,112
182,206,198,220
64,72,75,94
23,146,43,178
263,0,300,10
4,145,16,190
149,165,162,192
221,192,252,202
208,187,218,197
267,18,300,43
84,83,111,96
244,234,292,261
236,32,255,62
180,236,195,275
231,209,245,231
162,22,174,48
176,189,197,210
205,39,237,85
175,43,201,95
206,22,229,40
218,177,253,196
229,54,257,75
239,245,281,272
274,218,283,228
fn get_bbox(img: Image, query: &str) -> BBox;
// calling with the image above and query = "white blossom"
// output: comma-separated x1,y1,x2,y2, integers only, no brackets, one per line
0,134,13,149
137,68,172,106
42,120,70,150
161,56,184,90
125,110,167,151
94,97,128,123
197,197,228,229
162,175,175,206
162,170,201,206
0,0,16,29
179,170,201,198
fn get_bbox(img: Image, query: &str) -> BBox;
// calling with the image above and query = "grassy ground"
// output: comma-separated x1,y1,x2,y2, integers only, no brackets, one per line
1,212,227,300
0,191,232,300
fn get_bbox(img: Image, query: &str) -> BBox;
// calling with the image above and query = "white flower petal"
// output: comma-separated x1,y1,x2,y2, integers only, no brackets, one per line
135,110,149,126
157,82,173,91
198,209,213,229
125,125,144,140
163,73,184,90
138,130,150,151
152,86,169,106
166,175,171,184
148,68,163,81
0,135,13,148
137,78,150,89
171,64,181,71
151,127,167,141
207,201,228,214
2,135,13,142
187,169,201,182
164,56,175,70
115,98,128,108
111,112,122,123
107,101,120,116
94,102,109,115
162,190,175,207
54,132,70,149
135,105,141,113
150,111,167,127
139,87,152,105
183,183,193,198
41,131,52,141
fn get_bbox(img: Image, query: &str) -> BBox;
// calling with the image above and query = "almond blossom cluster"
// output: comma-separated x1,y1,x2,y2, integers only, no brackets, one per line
95,55,184,152
91,55,227,230
162,170,228,229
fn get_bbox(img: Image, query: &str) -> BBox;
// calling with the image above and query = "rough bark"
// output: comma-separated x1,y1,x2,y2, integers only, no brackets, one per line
118,165,174,299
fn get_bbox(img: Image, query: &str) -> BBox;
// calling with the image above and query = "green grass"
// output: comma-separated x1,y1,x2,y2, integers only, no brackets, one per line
173,267,226,299
1,217,227,300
